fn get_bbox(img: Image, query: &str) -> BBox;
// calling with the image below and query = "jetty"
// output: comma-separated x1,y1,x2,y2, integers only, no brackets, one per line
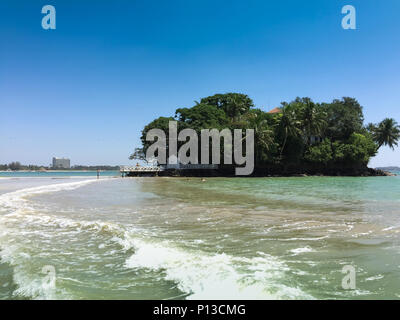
120,163,220,177
120,165,162,177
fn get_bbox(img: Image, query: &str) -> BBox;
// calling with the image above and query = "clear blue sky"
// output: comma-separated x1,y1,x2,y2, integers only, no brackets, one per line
1,0,399,167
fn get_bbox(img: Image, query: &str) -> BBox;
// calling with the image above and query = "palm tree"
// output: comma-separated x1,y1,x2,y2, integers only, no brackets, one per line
246,112,275,162
365,122,377,134
300,100,327,144
239,110,275,161
227,95,248,122
373,118,400,150
278,106,302,156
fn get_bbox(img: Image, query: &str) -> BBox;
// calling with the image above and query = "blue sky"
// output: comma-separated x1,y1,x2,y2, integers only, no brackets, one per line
1,0,399,166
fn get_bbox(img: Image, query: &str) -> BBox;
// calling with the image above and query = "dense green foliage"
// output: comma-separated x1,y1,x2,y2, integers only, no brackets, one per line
367,118,400,150
135,93,398,171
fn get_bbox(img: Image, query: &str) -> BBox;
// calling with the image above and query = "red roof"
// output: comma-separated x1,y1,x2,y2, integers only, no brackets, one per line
267,107,282,114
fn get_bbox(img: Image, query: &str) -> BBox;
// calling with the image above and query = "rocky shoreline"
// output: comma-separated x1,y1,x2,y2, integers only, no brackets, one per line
154,167,396,178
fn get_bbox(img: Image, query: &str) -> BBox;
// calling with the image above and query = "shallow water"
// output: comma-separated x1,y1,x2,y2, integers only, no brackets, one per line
0,174,399,299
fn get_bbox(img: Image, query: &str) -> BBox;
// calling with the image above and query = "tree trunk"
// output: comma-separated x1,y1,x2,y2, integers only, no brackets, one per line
280,131,288,157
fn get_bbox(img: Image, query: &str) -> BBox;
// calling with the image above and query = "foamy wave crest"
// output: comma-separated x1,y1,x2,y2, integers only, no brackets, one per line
122,236,313,300
0,179,98,214
0,244,72,300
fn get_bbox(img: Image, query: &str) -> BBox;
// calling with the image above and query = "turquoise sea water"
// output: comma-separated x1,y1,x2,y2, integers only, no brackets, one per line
0,171,119,178
0,172,399,299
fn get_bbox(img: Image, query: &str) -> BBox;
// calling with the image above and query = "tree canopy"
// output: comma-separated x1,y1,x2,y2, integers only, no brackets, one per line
132,93,398,173
369,118,400,150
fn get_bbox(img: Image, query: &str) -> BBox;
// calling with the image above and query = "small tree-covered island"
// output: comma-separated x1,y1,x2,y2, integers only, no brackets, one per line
132,93,400,177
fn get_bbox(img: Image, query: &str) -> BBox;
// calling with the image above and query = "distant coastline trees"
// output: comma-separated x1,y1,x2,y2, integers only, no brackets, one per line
134,93,399,174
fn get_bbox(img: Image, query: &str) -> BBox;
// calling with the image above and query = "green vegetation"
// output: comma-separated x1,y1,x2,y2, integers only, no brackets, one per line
134,93,399,175
367,118,400,150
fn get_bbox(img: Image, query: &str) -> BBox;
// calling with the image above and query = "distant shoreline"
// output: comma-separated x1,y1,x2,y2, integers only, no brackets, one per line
376,166,400,172
0,170,118,173
124,167,397,177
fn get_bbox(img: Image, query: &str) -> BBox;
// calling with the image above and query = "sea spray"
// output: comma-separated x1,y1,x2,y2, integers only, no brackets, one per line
122,236,312,299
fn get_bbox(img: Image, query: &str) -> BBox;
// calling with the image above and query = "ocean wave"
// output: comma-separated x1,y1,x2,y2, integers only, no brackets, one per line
289,247,315,255
0,179,100,299
121,235,313,300
0,179,99,213
0,240,71,300
0,178,314,300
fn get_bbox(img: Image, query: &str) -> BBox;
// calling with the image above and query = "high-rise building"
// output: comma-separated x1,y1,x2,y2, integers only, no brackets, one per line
52,157,71,169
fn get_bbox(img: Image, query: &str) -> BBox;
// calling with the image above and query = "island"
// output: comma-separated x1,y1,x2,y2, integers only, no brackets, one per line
130,93,400,177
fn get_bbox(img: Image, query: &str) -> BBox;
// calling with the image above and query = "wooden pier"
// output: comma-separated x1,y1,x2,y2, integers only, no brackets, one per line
120,163,220,177
120,165,162,177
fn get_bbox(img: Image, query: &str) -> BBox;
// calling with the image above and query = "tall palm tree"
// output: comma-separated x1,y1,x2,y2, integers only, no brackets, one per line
278,106,302,156
373,118,400,150
238,111,275,164
300,101,327,144
227,95,248,122
248,112,274,151
365,122,377,134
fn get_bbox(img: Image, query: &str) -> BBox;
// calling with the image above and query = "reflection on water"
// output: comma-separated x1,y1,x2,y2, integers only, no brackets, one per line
0,175,399,299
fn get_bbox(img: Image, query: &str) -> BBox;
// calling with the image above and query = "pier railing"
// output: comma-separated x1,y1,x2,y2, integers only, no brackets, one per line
160,164,218,170
120,165,162,173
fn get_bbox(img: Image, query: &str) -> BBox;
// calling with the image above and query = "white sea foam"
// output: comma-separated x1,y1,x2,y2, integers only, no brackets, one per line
1,178,315,300
0,179,100,299
2,204,314,300
289,247,315,255
0,238,69,299
0,211,127,298
0,179,98,213
365,274,384,281
122,235,313,300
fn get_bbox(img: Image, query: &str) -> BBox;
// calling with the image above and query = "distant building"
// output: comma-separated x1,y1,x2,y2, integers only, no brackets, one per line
52,157,70,169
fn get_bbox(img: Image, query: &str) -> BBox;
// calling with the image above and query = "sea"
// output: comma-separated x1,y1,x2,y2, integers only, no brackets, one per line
0,170,399,299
